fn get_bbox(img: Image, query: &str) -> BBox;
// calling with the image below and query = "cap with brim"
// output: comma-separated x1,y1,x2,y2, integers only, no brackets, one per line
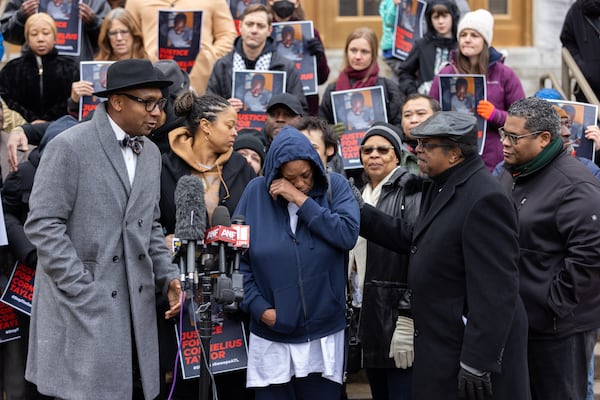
410,111,477,146
93,59,173,97
266,93,303,116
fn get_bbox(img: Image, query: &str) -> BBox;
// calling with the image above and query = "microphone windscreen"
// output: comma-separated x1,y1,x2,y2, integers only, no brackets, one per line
211,205,231,227
174,175,206,241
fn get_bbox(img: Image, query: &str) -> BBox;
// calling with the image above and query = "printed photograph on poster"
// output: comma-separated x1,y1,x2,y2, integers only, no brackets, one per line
437,74,487,155
38,0,82,56
158,10,203,73
232,70,286,131
229,0,266,20
546,99,598,162
175,303,248,379
0,302,20,343
331,86,387,169
393,0,426,60
79,61,113,121
271,21,318,95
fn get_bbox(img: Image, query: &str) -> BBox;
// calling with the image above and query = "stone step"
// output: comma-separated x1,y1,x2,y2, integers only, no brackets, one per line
345,370,372,400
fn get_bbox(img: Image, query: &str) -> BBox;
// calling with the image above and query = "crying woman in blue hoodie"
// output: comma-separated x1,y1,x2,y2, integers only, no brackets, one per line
235,126,360,399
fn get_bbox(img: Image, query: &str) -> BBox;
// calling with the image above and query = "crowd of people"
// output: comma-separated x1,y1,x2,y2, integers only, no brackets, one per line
0,0,599,400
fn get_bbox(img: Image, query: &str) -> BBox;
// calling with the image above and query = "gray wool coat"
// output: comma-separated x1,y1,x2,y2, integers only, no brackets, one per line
24,104,179,399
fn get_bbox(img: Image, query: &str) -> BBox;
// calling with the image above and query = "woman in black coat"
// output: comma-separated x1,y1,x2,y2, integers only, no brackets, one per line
0,13,78,123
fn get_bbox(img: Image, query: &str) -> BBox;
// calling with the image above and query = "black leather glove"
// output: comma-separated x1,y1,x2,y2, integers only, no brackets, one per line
306,37,324,57
458,366,492,400
348,177,364,209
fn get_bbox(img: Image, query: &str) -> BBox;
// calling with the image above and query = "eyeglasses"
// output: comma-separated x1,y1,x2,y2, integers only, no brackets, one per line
415,139,456,150
360,145,394,155
117,93,167,112
107,29,130,37
498,127,544,145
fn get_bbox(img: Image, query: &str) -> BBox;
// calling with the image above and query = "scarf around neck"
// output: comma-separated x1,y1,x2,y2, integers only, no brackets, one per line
508,136,563,178
335,63,380,91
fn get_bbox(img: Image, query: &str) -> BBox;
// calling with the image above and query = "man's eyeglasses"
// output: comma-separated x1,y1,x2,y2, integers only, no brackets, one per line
415,139,456,150
118,93,167,112
498,127,544,146
360,145,394,155
108,29,130,37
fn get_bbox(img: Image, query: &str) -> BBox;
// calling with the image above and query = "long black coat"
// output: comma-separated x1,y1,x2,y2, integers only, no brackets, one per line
360,155,530,399
358,167,422,368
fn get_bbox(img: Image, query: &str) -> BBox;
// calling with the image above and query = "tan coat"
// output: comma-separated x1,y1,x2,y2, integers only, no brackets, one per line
126,0,236,94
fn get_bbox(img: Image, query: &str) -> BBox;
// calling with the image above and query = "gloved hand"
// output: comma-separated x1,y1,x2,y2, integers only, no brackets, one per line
332,122,345,138
389,316,414,369
306,37,325,57
477,100,496,121
458,366,492,400
348,178,364,209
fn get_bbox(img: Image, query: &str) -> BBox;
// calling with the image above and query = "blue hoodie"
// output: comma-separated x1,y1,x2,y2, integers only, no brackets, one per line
235,127,360,343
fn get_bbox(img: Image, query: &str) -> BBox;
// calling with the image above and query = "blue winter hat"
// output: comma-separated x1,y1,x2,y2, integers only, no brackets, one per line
534,88,564,100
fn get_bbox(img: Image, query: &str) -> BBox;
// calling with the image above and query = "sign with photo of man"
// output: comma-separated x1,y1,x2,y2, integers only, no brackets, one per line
39,0,81,56
232,70,286,131
393,0,426,60
546,99,598,162
271,21,318,95
78,61,114,120
158,10,203,73
437,74,487,155
331,86,387,169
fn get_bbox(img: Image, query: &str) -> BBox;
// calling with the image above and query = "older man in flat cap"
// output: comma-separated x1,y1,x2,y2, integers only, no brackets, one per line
354,111,530,400
24,59,182,400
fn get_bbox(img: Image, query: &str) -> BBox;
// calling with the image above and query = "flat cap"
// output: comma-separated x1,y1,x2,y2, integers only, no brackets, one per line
410,111,477,145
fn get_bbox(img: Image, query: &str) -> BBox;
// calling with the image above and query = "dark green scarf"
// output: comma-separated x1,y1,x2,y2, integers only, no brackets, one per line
508,137,563,178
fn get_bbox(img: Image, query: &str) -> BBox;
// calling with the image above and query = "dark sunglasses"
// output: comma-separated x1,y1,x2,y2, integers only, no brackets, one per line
360,145,394,155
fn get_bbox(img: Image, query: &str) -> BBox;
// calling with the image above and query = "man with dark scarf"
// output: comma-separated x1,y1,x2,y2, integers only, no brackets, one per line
206,3,308,115
498,97,600,400
561,0,600,103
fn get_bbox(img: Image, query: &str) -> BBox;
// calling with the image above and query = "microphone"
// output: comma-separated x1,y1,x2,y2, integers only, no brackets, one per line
210,206,236,304
229,215,249,307
174,175,206,291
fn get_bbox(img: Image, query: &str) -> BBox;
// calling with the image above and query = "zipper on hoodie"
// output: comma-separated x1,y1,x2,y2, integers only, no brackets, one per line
293,237,309,325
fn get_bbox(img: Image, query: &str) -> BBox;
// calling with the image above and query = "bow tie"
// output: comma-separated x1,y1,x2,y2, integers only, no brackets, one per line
121,135,144,155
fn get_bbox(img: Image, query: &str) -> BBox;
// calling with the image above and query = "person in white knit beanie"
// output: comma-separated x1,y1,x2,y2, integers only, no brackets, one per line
457,8,494,46
428,8,526,173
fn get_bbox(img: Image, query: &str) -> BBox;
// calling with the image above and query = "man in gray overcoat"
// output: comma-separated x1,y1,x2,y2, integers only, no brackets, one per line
23,59,182,399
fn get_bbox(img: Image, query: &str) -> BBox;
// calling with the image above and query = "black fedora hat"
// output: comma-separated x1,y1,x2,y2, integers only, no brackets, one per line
93,59,173,97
